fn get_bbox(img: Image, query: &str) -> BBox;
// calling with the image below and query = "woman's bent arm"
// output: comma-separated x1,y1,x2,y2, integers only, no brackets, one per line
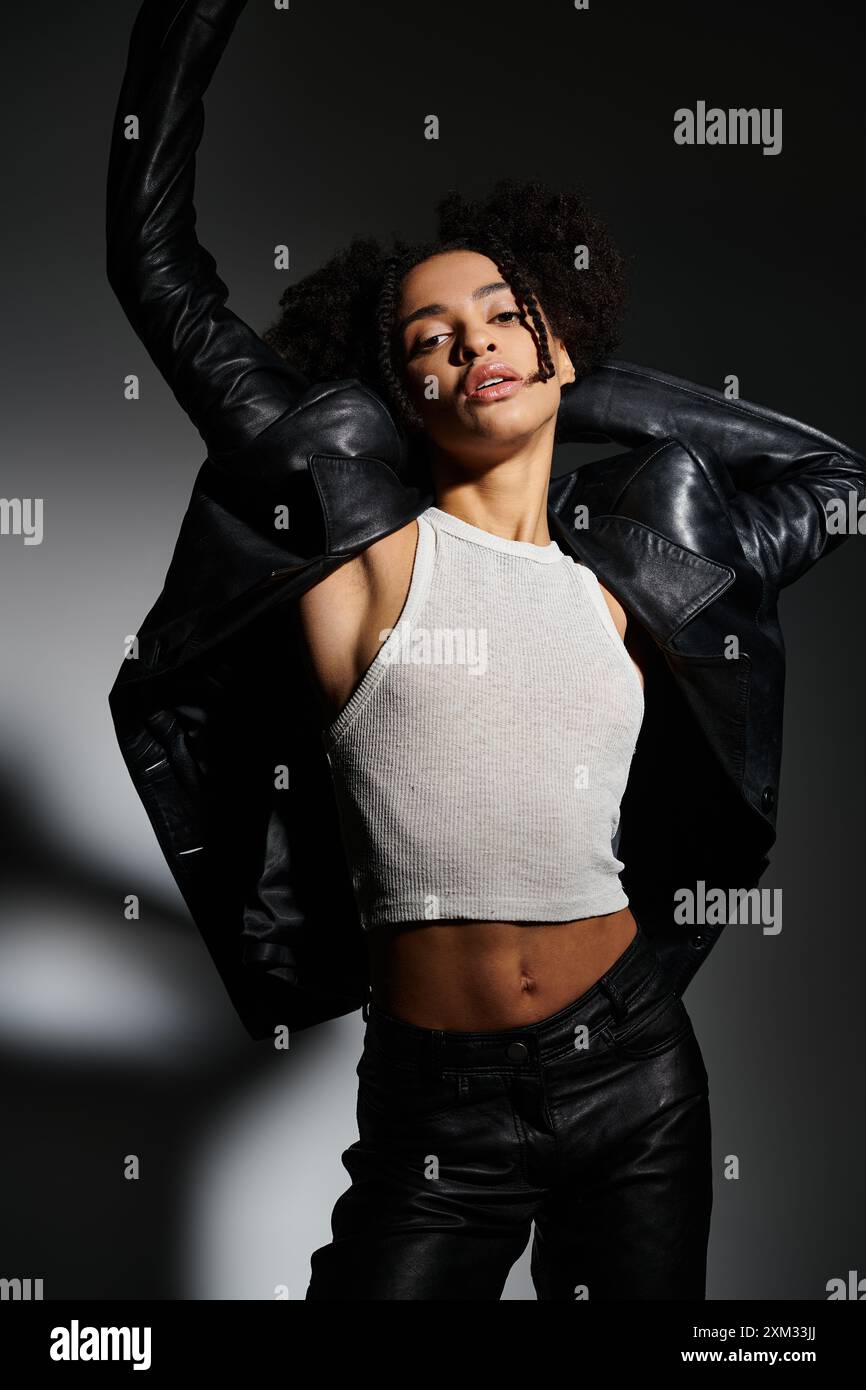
556,358,866,589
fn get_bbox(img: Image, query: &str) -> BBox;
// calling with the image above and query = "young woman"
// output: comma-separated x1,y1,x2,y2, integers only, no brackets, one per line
106,0,866,1300
289,242,701,1299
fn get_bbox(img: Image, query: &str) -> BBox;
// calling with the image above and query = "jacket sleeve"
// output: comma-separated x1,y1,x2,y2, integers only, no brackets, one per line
556,359,866,591
106,0,310,462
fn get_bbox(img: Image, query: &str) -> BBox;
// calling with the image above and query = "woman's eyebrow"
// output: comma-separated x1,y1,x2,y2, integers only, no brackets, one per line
396,280,511,335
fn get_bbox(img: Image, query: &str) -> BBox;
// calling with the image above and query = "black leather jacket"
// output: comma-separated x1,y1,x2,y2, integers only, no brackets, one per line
106,0,866,1040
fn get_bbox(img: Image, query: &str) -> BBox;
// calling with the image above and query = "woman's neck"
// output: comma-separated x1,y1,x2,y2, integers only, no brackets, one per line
425,431,556,549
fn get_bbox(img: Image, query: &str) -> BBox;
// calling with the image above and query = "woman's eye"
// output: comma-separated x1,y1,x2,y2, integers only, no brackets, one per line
413,310,523,354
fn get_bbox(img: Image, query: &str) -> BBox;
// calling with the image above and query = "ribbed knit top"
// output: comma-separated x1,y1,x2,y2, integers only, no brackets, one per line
321,504,645,929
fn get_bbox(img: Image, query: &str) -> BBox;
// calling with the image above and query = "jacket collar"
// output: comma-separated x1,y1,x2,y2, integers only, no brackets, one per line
547,465,735,651
313,443,735,653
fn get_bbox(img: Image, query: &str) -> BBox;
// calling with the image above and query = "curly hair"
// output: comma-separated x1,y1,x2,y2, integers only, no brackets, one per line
261,177,629,439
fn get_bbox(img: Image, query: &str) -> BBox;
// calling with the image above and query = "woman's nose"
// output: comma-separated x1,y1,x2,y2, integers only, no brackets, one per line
457,326,499,360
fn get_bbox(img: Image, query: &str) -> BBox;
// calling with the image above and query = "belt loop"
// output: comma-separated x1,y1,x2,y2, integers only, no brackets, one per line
598,975,629,1023
361,985,370,1022
425,1029,444,1077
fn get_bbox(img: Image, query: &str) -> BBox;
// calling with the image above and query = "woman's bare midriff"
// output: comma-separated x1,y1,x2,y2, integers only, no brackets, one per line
365,904,638,1030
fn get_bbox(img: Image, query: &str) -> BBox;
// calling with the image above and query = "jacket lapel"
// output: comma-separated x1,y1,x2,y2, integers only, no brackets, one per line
302,441,739,649
136,440,740,685
309,453,432,557
547,445,736,651
549,441,769,825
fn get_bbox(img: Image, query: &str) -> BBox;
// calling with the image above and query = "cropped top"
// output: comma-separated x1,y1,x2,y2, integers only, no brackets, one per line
321,504,645,929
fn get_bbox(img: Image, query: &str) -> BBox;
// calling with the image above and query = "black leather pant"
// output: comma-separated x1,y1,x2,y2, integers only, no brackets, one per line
306,922,712,1300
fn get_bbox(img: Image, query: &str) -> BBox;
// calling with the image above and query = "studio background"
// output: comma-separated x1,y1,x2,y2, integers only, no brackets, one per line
1,0,863,1299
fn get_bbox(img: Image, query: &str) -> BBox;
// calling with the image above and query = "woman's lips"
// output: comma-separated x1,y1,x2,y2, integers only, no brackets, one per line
465,377,524,403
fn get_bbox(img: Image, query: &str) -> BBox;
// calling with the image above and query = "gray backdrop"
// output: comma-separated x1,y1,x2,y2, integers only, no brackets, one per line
1,0,863,1299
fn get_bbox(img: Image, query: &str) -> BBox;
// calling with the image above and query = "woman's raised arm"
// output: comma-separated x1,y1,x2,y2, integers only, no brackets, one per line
106,0,310,462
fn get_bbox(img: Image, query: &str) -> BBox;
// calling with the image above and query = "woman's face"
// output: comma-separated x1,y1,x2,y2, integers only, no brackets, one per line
395,249,575,456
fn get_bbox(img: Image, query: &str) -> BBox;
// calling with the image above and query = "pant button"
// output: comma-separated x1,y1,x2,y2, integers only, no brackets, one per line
506,1041,529,1062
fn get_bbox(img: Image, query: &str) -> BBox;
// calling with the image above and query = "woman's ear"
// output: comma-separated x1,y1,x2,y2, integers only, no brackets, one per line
556,338,576,386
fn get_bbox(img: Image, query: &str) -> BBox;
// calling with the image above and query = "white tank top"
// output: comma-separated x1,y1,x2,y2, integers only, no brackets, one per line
321,503,645,929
